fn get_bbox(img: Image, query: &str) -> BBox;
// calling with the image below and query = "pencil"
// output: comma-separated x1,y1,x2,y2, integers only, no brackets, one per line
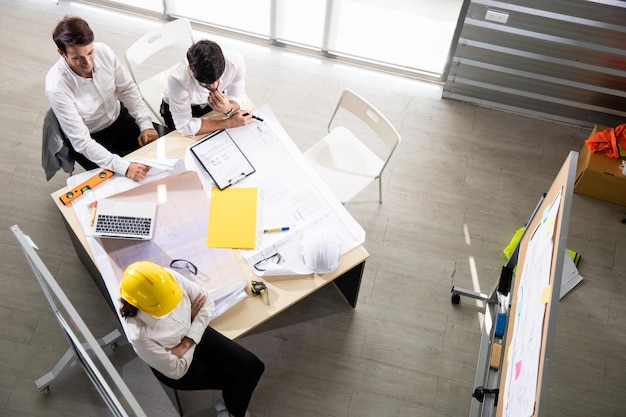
89,201,98,227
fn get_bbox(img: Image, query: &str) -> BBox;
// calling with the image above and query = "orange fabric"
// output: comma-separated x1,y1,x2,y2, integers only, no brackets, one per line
585,124,626,158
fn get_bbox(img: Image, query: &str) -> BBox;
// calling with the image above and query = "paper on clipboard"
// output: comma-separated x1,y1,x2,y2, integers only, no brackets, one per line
208,186,258,249
190,130,255,190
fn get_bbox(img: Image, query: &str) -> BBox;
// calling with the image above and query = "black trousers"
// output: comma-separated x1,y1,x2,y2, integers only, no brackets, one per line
70,105,172,171
152,326,264,417
160,99,213,131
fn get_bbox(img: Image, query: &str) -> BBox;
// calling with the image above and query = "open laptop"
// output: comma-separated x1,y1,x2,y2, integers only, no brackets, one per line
92,199,157,240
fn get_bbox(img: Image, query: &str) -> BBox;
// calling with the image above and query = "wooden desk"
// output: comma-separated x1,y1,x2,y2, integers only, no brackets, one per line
51,110,369,340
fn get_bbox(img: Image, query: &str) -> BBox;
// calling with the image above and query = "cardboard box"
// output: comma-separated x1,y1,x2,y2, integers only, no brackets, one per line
574,125,626,206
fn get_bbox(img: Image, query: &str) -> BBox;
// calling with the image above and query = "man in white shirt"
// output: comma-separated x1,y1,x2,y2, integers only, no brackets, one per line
119,261,264,417
45,16,159,182
160,40,253,136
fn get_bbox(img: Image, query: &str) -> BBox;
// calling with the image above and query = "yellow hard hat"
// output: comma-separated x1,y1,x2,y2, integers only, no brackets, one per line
120,261,183,317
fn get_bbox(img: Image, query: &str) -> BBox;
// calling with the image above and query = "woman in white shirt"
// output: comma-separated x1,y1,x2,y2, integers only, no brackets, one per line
119,261,264,417
160,40,253,136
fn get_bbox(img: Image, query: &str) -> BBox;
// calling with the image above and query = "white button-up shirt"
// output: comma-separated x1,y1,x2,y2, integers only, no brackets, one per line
163,49,246,136
124,268,216,380
45,42,154,175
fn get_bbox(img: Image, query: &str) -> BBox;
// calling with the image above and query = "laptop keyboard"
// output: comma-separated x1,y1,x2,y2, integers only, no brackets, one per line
95,215,152,237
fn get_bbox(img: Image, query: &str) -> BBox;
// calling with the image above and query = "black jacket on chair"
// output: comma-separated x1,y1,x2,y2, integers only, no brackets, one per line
42,108,75,181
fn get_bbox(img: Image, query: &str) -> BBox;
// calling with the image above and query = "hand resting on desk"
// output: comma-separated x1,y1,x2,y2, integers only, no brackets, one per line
126,162,151,182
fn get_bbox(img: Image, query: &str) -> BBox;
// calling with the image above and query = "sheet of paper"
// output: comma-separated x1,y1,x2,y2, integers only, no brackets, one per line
185,105,367,276
208,186,258,249
503,190,561,417
68,159,186,221
99,171,248,294
74,170,248,324
559,254,583,299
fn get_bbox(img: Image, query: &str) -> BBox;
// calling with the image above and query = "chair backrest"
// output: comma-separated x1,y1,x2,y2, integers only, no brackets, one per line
125,18,194,83
328,88,401,155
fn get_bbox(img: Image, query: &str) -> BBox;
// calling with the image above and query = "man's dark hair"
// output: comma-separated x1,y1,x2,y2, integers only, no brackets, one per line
52,16,94,54
119,298,139,319
187,40,225,85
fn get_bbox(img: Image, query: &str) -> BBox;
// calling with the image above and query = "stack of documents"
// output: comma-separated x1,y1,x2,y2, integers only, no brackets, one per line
559,254,583,299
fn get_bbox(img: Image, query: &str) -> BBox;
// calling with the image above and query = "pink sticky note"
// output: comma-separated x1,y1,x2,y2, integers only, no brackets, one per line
515,360,522,379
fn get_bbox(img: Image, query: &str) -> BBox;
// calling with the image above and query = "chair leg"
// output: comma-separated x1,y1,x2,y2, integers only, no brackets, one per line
157,380,184,416
378,177,383,203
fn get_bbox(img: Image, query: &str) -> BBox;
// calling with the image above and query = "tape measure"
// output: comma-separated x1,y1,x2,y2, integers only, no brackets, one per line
251,280,267,295
59,169,114,206
251,281,270,305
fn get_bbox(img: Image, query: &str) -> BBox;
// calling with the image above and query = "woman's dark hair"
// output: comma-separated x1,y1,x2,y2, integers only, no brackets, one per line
187,40,225,85
52,16,94,54
119,298,139,319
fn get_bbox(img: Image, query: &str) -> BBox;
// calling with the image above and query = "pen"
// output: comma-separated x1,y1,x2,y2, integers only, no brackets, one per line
89,201,98,227
263,227,290,233
242,112,264,122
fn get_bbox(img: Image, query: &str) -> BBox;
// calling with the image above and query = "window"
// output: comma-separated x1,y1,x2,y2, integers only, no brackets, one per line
82,0,463,80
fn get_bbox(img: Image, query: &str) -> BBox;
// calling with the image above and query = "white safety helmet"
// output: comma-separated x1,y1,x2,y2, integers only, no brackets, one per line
301,228,342,274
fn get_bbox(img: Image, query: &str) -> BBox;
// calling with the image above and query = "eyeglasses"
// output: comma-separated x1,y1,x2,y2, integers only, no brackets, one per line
170,259,198,275
253,253,282,272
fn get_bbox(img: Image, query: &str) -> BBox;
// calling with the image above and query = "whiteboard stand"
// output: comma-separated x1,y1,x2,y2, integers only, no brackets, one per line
452,206,539,417
450,195,544,305
11,224,146,416
34,329,122,393
452,151,577,417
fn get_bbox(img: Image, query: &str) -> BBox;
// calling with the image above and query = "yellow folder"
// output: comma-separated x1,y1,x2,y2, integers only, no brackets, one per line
207,186,257,249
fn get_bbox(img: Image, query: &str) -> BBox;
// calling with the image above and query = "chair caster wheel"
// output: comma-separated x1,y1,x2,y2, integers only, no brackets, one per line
451,294,461,304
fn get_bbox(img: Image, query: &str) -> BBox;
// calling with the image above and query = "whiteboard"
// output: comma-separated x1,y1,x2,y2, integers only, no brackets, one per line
497,151,578,417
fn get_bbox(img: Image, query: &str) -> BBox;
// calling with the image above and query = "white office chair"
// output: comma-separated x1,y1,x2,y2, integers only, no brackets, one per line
303,88,401,204
125,18,194,125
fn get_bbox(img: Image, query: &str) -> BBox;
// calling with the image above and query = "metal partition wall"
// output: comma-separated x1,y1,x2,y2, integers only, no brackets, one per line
443,0,626,127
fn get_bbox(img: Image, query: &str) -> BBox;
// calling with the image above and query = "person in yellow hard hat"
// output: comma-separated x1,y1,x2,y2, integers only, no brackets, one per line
119,261,264,417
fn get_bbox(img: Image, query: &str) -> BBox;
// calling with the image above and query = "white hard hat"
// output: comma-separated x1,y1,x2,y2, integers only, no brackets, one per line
301,228,342,274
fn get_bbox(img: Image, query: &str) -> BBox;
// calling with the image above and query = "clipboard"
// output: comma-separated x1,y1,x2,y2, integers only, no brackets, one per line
190,129,255,190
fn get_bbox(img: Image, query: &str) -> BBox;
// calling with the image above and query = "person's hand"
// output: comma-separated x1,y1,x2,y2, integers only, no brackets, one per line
190,293,207,320
228,111,253,128
170,336,195,358
207,89,231,114
137,128,159,146
126,162,151,182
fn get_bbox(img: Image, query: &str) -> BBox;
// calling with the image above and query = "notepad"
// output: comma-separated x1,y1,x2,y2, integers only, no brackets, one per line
190,130,255,190
207,187,257,249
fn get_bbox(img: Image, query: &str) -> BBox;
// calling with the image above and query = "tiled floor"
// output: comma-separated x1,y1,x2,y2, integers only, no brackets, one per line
1,1,626,416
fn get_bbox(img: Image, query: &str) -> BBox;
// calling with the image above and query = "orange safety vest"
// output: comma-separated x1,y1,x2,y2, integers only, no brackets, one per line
585,124,626,158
